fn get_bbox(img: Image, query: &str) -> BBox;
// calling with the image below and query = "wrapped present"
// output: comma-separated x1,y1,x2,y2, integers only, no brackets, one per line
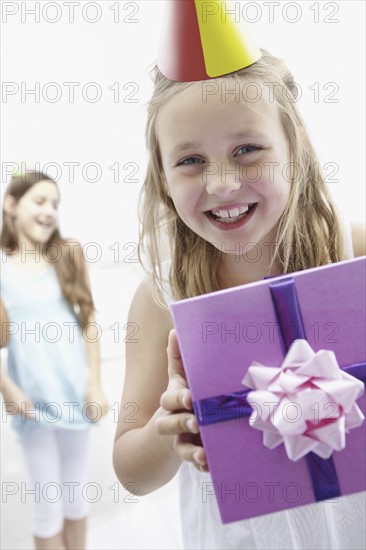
170,257,366,524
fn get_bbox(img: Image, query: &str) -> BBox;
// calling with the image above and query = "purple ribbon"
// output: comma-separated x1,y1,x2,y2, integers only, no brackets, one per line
193,364,365,426
270,278,340,501
269,278,306,353
193,277,365,503
193,390,252,425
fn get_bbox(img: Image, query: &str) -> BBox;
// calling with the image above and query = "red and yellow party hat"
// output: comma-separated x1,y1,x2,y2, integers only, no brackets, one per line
157,0,262,82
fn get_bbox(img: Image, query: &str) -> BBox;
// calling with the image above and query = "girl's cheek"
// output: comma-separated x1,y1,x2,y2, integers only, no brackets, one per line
246,177,273,193
171,178,200,199
240,164,264,184
247,171,289,193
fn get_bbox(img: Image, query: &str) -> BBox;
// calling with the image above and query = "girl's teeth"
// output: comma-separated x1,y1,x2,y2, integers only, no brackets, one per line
209,204,255,223
238,205,249,215
211,205,250,218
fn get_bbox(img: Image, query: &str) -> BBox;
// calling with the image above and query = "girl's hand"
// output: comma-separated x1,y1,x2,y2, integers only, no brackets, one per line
85,384,109,422
155,329,208,473
0,374,35,419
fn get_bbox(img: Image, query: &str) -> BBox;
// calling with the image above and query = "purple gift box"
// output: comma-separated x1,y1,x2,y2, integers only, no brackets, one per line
170,257,366,524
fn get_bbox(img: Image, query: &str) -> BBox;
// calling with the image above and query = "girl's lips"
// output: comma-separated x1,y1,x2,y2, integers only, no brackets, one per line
205,203,258,231
37,222,53,229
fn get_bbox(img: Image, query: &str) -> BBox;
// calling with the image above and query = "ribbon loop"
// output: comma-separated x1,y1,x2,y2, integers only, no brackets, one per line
242,339,365,462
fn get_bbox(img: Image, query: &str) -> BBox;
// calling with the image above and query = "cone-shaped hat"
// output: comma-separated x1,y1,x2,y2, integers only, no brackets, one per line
157,0,262,82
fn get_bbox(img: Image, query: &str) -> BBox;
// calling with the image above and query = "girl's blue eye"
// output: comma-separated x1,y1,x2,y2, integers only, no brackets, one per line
179,157,203,166
236,145,260,156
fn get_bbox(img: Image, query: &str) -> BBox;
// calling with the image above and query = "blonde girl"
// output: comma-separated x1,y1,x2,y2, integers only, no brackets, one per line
113,50,365,549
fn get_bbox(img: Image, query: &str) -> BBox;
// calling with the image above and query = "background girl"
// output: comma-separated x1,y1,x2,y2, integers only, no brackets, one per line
1,170,108,550
113,47,365,550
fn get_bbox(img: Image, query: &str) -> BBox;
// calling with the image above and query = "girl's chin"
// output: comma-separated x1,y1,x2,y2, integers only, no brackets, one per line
28,233,53,246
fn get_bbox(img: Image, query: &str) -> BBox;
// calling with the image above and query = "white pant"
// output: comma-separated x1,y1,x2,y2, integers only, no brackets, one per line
20,426,92,538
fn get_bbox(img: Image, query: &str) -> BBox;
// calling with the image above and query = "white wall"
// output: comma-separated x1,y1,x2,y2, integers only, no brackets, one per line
1,0,365,263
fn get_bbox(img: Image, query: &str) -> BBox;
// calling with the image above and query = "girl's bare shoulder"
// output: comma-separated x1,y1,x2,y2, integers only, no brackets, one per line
351,222,366,257
129,275,173,332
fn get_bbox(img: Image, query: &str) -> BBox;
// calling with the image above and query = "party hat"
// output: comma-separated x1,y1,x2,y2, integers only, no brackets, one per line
157,0,262,82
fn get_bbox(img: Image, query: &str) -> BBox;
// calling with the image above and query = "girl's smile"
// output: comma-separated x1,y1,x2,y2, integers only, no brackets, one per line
205,202,258,230
156,79,291,256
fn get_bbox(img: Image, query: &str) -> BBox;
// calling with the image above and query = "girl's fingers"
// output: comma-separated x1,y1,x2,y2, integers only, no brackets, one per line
174,434,208,472
164,330,192,409
166,330,188,390
161,331,209,472
160,387,192,411
167,329,181,364
155,412,199,436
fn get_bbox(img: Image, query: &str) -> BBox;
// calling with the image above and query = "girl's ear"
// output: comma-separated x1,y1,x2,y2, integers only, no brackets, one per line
3,195,17,217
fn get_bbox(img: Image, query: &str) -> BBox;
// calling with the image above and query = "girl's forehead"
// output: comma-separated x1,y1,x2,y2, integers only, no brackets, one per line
156,78,281,137
24,181,60,200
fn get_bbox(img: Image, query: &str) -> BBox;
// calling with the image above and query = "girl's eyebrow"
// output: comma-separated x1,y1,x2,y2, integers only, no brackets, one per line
230,131,267,140
33,193,60,203
168,142,201,162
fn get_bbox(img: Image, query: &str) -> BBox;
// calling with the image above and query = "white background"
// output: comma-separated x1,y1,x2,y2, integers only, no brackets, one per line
1,1,365,548
1,0,365,262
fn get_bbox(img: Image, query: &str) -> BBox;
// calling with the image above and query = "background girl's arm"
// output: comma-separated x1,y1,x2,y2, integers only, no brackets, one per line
113,276,183,495
0,371,34,418
0,301,34,417
1,299,10,348
351,223,366,257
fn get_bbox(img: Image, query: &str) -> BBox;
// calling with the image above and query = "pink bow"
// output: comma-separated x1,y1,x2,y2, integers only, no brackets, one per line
242,339,365,461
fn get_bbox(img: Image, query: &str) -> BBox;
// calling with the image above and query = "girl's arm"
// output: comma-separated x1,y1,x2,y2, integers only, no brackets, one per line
1,300,9,348
113,276,206,495
113,277,178,494
0,300,34,417
0,371,34,418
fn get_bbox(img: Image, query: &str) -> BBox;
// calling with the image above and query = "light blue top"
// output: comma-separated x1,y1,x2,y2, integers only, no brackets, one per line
1,256,90,437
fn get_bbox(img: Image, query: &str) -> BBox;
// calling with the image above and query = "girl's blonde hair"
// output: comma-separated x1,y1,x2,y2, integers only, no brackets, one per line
138,49,345,308
1,171,95,329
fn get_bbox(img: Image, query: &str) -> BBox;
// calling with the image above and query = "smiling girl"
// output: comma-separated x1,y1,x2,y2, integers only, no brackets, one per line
113,50,365,549
1,170,108,550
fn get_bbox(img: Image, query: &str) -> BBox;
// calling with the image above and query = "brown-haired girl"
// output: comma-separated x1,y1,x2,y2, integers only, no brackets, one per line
113,50,365,549
1,170,108,550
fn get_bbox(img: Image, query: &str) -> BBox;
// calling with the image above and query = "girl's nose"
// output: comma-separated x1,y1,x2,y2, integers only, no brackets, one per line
43,203,57,217
204,161,242,198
